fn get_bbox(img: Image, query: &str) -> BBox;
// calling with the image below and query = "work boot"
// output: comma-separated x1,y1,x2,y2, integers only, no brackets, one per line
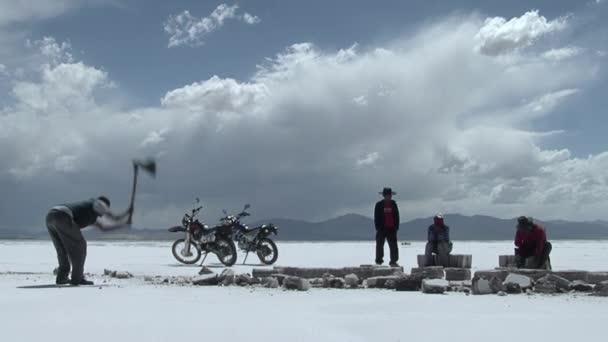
56,274,70,285
70,278,94,286
389,262,400,267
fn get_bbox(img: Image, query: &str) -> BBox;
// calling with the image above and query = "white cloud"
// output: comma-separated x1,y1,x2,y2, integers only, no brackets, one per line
26,36,74,64
0,63,7,76
12,62,109,112
356,152,379,167
475,10,568,56
0,0,118,27
140,129,169,148
1,10,608,229
242,13,260,25
164,3,260,48
525,89,579,113
542,47,583,61
353,95,367,106
161,75,268,114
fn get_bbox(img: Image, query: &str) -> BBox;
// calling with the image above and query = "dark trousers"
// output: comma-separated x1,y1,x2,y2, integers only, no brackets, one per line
425,241,453,267
46,210,87,282
515,242,552,269
375,228,398,264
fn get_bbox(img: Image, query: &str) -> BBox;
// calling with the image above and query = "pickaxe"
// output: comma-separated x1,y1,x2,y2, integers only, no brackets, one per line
127,158,156,225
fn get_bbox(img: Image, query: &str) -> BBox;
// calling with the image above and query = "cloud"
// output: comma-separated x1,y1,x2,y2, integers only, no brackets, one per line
242,13,260,25
356,152,379,167
0,63,7,76
475,10,568,56
0,0,118,27
353,95,367,106
1,10,607,230
164,3,260,48
525,89,579,114
542,47,583,61
161,75,268,113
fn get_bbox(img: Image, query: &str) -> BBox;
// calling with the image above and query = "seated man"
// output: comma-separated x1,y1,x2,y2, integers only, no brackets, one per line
514,216,552,270
425,214,453,266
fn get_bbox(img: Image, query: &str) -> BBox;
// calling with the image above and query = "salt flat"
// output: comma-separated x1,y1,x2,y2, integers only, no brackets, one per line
1,240,607,342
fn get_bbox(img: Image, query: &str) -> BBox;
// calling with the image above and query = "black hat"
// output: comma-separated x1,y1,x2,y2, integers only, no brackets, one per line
380,187,396,196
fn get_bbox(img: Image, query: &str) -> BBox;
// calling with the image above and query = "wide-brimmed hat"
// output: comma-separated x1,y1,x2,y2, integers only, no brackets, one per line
379,187,396,196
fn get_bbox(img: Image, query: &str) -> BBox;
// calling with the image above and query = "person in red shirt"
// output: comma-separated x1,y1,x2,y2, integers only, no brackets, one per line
374,188,400,267
514,216,552,270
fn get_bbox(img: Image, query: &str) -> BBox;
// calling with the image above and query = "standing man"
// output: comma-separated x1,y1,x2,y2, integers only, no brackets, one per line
46,196,132,285
425,214,453,266
514,216,552,270
374,187,400,267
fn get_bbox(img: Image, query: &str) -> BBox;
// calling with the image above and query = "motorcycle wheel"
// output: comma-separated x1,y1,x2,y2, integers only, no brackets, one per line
215,238,237,267
256,238,279,265
171,239,202,264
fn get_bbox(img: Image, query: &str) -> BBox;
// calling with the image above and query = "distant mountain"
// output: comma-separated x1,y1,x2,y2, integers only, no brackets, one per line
2,213,608,241
254,213,608,241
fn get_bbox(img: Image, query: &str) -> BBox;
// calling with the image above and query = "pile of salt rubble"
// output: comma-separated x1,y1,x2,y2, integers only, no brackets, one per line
102,265,608,296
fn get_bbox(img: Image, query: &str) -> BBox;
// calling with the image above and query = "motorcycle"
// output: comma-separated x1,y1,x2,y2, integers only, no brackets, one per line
220,204,279,265
168,198,237,267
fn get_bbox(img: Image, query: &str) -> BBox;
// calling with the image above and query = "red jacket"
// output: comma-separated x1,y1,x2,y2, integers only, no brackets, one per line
515,224,547,257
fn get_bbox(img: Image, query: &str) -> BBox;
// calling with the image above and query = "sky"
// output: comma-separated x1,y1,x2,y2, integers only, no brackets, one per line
0,0,607,231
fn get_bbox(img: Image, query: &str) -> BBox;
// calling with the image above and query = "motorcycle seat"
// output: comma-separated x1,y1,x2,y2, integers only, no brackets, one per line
241,224,267,232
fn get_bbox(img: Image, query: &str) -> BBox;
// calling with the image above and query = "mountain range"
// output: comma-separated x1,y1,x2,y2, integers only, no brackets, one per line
2,214,608,241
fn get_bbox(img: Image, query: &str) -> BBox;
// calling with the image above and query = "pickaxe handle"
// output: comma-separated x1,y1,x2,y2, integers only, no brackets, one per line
127,164,139,225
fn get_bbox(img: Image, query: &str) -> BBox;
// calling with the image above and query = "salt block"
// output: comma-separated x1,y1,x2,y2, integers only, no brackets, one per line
496,268,548,280
535,278,558,294
594,281,608,297
422,279,449,294
489,277,506,293
450,255,473,268
395,276,422,291
499,255,517,268
192,274,218,286
235,274,253,286
199,266,215,275
344,274,360,288
474,269,509,282
252,268,275,278
505,283,522,294
262,277,279,288
541,274,571,291
586,272,608,285
365,276,403,289
551,270,588,282
504,273,533,289
472,277,492,295
416,255,472,268
114,271,132,279
411,266,445,279
445,268,471,281
271,266,403,280
570,280,594,292
219,269,235,286
283,276,311,291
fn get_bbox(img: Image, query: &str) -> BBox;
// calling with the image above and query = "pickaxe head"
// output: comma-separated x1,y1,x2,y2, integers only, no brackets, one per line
133,158,156,177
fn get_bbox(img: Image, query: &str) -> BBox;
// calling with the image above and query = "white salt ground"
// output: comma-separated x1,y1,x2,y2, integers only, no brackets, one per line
0,240,607,342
